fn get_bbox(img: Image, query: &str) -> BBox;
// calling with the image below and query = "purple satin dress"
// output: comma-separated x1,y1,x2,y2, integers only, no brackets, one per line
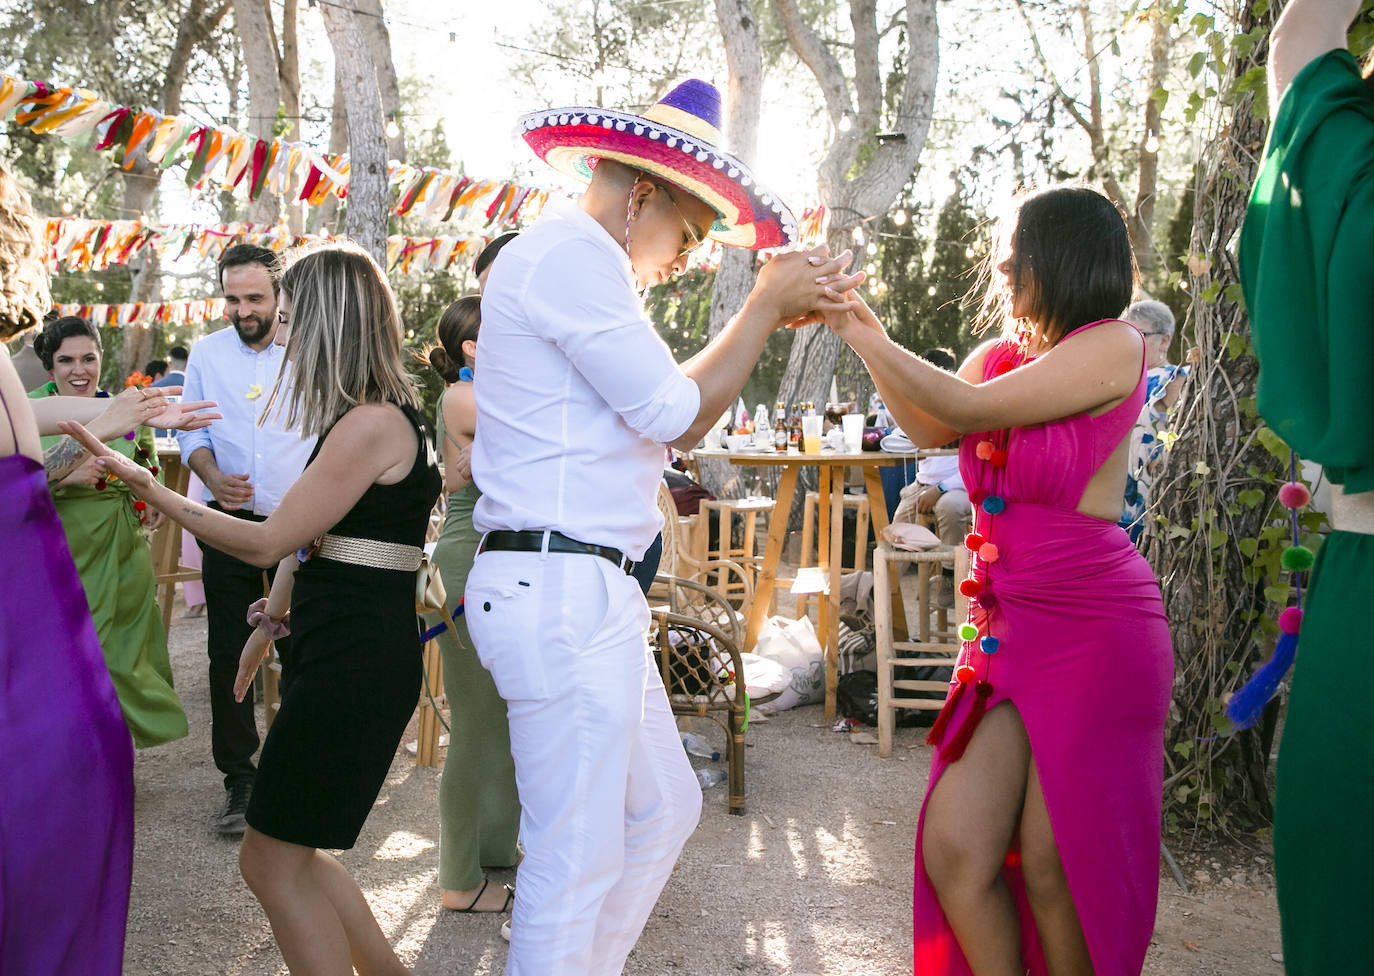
914,321,1174,974
0,405,134,974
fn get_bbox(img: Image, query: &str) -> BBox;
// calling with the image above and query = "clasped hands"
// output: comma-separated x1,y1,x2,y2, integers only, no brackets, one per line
754,245,883,339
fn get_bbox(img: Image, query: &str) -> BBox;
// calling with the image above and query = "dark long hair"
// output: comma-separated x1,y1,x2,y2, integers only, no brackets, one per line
33,315,102,369
419,296,481,383
975,186,1137,347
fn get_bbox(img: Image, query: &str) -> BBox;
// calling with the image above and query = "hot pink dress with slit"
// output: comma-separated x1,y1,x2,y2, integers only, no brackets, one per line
913,320,1173,975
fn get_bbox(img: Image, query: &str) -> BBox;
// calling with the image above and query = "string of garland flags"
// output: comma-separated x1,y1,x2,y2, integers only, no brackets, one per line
50,297,226,330
0,75,548,226
43,217,490,275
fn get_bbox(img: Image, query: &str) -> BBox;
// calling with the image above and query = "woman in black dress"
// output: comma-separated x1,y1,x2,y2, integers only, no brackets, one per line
66,243,441,975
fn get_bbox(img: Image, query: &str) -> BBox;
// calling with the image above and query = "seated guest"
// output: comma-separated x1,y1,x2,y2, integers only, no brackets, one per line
1118,299,1188,542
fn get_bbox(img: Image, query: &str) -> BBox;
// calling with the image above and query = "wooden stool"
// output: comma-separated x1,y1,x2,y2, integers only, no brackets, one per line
873,543,968,757
696,496,775,599
799,490,870,573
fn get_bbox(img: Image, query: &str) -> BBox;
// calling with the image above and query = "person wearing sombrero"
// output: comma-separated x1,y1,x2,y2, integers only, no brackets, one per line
464,78,859,973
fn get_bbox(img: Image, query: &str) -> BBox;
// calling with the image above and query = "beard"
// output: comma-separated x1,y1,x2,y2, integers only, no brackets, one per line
232,311,273,346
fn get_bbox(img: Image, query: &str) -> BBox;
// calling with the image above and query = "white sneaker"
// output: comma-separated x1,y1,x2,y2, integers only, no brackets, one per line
500,919,511,943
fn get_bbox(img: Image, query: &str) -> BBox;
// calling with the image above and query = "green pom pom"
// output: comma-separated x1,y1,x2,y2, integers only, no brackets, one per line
958,623,979,642
1280,545,1315,572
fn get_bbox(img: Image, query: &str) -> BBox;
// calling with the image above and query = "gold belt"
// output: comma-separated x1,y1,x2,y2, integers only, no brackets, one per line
1330,484,1374,536
314,533,423,572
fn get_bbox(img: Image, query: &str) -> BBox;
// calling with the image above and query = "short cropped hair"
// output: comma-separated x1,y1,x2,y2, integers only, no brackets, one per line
218,243,284,295
1123,299,1175,337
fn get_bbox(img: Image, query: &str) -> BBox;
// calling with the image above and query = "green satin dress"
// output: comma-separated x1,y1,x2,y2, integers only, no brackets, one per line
422,403,520,890
1238,49,1374,973
31,384,188,748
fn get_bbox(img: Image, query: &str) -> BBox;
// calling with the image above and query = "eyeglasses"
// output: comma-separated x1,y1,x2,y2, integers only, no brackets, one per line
659,184,708,259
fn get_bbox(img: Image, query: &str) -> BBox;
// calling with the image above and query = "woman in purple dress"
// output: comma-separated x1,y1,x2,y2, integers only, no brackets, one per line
0,158,217,975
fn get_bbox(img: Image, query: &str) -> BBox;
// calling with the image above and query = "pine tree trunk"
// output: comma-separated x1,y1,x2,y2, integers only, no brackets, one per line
697,0,765,498
232,0,282,225
318,1,388,265
1143,0,1282,834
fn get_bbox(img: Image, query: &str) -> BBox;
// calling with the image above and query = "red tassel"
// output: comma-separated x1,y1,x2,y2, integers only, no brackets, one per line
926,679,970,748
940,681,994,763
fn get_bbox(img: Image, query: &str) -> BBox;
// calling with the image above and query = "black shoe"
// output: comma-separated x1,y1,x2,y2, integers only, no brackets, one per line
216,782,252,836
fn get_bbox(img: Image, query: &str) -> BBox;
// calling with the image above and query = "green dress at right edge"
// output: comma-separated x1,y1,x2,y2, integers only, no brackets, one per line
1238,49,1374,974
422,406,521,890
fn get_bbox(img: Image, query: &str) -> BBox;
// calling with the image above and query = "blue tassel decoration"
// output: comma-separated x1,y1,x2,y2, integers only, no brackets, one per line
1224,629,1299,731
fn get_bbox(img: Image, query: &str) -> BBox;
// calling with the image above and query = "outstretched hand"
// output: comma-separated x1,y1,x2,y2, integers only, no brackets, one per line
56,420,158,495
820,288,887,343
97,385,221,439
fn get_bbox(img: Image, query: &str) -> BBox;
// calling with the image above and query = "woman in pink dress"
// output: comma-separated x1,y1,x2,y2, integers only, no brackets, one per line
822,185,1173,974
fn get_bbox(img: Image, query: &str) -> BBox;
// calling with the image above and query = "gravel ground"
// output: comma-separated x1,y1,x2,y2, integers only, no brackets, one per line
125,597,1282,975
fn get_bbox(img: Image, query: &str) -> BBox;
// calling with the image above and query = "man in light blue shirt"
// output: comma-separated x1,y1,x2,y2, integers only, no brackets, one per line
179,244,315,836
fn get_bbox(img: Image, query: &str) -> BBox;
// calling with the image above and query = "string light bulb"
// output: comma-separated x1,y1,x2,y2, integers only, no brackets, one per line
60,200,73,214
838,114,853,133
852,227,865,246
892,209,907,226
420,282,432,295
866,242,878,256
385,114,401,140
1144,132,1160,154
927,285,937,297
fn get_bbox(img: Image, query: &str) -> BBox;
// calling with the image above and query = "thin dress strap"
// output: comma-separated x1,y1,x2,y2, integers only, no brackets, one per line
0,369,19,456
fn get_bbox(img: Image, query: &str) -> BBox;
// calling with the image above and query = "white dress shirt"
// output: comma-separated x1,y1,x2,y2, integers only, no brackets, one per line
471,199,701,560
178,325,316,516
917,452,964,492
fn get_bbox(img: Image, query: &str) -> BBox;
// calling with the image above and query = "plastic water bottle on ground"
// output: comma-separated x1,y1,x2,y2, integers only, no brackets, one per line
696,768,728,789
681,732,720,761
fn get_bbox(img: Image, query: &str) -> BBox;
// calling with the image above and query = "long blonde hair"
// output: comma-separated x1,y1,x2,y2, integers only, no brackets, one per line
262,243,417,438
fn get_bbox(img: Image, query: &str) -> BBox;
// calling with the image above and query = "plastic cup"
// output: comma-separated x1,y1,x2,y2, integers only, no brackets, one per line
802,414,823,454
841,413,863,452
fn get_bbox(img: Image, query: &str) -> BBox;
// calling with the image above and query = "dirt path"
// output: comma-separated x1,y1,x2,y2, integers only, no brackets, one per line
124,602,1282,975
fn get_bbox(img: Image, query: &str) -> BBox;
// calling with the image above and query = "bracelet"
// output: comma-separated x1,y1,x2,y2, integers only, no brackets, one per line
246,597,290,640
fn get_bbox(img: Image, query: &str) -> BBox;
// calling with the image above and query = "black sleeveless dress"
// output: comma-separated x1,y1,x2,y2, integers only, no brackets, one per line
246,402,441,850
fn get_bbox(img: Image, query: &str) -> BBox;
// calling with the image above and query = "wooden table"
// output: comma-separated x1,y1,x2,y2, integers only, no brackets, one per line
693,446,922,719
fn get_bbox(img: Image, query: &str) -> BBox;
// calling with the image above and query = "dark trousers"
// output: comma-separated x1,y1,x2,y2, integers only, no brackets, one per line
200,505,293,790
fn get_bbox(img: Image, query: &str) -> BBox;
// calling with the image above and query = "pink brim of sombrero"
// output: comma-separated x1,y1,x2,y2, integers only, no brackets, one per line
519,81,797,251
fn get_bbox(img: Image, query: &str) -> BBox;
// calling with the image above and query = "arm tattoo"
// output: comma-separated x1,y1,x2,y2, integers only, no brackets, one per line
181,504,205,520
43,436,89,486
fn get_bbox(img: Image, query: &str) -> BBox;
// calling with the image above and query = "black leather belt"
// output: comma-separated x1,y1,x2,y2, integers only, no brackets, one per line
477,530,637,576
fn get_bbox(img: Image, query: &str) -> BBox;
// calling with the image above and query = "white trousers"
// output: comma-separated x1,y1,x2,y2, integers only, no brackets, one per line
466,548,702,976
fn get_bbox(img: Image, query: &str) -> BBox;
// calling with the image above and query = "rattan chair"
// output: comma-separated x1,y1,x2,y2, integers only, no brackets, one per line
649,595,749,814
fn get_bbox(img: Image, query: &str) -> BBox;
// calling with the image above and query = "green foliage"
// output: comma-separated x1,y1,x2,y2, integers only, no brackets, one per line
872,172,986,365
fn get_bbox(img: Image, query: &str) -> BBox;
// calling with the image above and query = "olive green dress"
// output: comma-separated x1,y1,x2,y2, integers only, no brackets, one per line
422,404,520,890
32,384,188,748
1238,49,1374,974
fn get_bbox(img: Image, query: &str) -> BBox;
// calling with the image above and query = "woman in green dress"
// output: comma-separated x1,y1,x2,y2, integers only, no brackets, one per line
31,316,187,748
421,296,521,913
1238,1,1374,970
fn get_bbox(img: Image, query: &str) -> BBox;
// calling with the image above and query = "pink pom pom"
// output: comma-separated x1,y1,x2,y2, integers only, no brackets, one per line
1278,607,1303,635
975,440,994,460
1278,482,1310,509
978,542,1000,563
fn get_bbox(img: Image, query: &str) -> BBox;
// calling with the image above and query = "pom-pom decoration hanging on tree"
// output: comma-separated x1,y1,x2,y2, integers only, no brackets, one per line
1225,456,1312,732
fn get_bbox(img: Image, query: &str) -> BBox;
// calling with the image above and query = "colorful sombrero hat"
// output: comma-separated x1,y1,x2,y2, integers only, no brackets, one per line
518,79,797,251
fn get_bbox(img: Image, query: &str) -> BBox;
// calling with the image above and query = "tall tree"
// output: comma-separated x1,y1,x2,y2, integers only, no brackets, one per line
769,0,940,415
317,0,388,262
1013,0,1176,275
